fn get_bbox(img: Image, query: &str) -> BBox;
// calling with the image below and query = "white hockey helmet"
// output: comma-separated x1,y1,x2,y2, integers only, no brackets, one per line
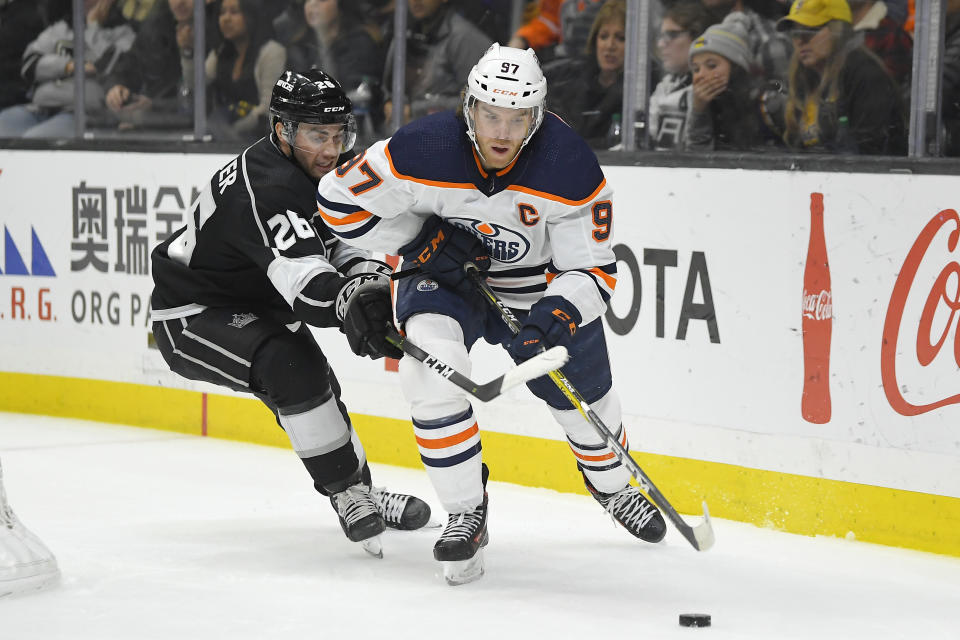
463,44,547,152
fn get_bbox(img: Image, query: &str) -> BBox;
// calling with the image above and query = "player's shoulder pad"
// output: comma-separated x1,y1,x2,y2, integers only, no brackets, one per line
385,111,472,183
516,112,606,203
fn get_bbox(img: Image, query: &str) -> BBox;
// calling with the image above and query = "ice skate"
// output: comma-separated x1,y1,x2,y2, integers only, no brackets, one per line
330,484,386,558
585,476,666,543
0,465,60,598
371,487,433,530
434,464,489,585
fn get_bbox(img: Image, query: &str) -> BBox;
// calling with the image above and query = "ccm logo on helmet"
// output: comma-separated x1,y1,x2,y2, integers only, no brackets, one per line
492,88,519,96
324,106,345,112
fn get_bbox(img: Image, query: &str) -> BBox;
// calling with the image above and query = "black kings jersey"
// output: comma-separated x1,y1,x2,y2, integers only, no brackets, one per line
151,135,368,328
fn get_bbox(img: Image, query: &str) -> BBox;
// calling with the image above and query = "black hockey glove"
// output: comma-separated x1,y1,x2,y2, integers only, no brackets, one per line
507,296,581,362
337,278,403,360
398,215,491,295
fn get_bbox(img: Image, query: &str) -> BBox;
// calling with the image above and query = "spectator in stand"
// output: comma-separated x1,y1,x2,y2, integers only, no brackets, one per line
848,0,912,92
0,0,135,138
545,0,625,148
508,0,563,53
508,0,607,61
684,13,773,150
103,0,218,131
275,0,382,94
776,0,906,154
648,0,710,149
382,0,490,126
940,0,960,155
700,0,794,82
273,0,384,143
201,0,286,142
0,0,46,110
452,0,513,43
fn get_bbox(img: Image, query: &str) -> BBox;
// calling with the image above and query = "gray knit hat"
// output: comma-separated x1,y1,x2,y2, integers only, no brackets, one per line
688,12,752,72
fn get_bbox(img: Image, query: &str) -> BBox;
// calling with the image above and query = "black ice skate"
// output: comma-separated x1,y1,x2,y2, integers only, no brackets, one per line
371,487,432,530
433,464,489,586
330,484,386,558
584,475,667,543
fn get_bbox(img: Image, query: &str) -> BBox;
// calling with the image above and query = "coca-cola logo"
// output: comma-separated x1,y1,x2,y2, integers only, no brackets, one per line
802,289,832,321
881,208,960,416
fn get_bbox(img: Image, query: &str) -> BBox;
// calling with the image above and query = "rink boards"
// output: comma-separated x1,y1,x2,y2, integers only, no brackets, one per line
0,149,958,557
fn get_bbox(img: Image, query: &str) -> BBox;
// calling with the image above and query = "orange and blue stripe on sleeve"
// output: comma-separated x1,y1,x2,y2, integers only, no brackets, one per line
413,408,482,468
316,193,381,240
546,262,618,302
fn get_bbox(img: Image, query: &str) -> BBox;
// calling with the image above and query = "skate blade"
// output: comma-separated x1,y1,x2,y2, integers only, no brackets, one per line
360,535,383,559
0,568,60,599
442,550,485,586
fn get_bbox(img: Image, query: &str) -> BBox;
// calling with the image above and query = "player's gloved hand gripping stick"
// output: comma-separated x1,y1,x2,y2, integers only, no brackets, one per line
465,262,715,552
397,215,491,294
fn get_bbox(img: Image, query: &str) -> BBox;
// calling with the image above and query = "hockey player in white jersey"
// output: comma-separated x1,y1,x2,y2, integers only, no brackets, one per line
316,45,666,583
150,69,431,557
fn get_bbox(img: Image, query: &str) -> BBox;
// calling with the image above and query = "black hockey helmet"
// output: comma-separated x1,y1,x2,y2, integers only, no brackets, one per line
269,69,357,152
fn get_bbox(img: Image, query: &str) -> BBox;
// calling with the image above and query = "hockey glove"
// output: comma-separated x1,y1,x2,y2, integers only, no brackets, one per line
337,278,403,360
398,215,491,294
507,296,581,362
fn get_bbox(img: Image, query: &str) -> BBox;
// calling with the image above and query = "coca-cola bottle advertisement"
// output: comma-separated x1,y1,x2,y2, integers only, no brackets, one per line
801,192,833,424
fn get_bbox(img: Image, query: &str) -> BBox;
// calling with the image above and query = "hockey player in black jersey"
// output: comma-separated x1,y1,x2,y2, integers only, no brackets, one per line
150,69,430,557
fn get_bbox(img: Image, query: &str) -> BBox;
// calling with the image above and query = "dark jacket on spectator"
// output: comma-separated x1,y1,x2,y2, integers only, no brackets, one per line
383,5,491,119
854,2,913,91
285,23,382,93
104,1,218,107
940,13,960,155
0,0,45,109
784,45,906,155
545,56,622,149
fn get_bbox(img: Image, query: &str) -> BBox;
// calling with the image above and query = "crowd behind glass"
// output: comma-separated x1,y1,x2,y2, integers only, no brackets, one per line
1,0,956,157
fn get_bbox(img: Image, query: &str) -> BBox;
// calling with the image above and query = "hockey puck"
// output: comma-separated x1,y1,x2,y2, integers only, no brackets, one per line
679,614,711,628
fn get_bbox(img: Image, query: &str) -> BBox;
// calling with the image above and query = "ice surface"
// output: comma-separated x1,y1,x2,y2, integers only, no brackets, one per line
1,412,957,639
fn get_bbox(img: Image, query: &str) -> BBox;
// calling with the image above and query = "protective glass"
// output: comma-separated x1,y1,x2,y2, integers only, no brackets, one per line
289,118,357,154
470,100,535,142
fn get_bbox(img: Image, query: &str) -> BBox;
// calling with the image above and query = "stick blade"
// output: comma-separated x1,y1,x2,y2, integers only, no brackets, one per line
692,501,715,551
500,346,569,391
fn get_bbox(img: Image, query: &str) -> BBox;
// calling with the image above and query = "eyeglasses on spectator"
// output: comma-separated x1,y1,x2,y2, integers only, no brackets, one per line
789,27,822,44
657,29,686,43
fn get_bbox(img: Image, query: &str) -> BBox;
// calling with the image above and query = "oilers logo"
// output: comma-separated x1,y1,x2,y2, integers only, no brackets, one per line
447,218,531,264
417,279,439,292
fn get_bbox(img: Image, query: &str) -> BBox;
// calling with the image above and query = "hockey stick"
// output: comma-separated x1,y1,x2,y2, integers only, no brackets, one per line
465,263,715,552
383,327,568,403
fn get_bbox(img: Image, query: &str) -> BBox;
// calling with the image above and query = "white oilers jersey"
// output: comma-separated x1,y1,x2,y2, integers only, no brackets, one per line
315,111,617,324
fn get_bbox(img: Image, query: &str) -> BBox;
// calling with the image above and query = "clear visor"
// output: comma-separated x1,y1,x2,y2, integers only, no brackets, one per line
470,100,535,141
289,118,357,154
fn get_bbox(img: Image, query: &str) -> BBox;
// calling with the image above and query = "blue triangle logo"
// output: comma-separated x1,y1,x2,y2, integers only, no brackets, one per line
3,226,29,275
31,227,55,276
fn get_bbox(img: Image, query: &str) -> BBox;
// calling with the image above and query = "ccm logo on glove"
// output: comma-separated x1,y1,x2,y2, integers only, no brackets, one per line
399,215,491,295
508,296,581,362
